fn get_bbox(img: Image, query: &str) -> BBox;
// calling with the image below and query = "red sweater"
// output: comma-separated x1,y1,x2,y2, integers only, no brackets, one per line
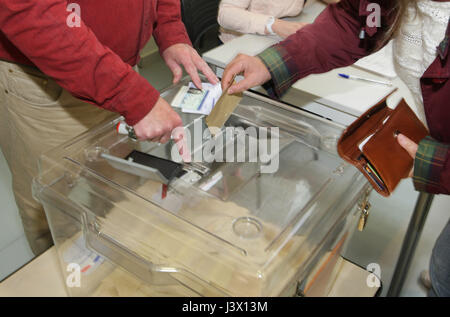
0,0,191,125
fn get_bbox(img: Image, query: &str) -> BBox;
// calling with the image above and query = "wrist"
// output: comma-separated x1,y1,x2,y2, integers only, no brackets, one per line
413,136,450,194
265,16,276,35
271,19,283,36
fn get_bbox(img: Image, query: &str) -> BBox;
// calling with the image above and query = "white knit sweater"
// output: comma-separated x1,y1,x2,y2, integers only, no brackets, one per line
393,0,450,125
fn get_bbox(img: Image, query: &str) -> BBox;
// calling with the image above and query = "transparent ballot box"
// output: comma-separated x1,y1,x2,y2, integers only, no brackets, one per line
33,78,370,297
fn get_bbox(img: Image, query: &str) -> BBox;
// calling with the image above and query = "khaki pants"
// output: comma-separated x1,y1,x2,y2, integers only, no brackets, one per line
0,60,116,256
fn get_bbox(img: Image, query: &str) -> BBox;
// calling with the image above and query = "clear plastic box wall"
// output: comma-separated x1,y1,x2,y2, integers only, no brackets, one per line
33,78,370,297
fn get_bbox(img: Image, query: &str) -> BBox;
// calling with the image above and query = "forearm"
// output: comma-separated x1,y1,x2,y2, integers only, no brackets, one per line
0,0,157,125
218,2,272,36
153,0,192,54
257,0,371,97
321,0,341,4
414,136,450,195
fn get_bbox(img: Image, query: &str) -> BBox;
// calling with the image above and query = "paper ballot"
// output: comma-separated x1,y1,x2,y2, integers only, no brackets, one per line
205,78,243,134
172,82,222,115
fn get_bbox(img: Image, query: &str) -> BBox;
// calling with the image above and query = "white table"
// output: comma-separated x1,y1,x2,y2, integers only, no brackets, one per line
203,0,419,126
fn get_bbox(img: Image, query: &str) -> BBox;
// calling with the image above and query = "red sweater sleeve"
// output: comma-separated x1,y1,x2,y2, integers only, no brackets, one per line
153,0,192,54
0,0,158,125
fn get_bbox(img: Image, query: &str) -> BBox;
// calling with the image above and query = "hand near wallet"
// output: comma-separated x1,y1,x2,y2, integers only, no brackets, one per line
397,134,419,178
337,97,428,197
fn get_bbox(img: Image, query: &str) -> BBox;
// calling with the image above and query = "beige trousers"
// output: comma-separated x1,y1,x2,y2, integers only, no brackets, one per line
0,60,116,256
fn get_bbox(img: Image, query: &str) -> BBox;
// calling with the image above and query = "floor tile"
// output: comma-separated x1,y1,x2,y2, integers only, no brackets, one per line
0,235,34,282
0,149,26,251
400,195,450,297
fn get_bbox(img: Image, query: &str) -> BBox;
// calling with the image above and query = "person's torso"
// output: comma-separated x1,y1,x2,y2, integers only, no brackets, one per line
77,0,153,64
248,0,305,18
0,0,156,66
392,0,450,142
219,0,305,43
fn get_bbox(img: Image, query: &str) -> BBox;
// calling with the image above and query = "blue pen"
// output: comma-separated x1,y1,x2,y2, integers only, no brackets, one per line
338,73,392,86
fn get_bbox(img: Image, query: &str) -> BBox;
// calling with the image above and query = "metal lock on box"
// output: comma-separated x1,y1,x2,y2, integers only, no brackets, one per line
357,188,372,231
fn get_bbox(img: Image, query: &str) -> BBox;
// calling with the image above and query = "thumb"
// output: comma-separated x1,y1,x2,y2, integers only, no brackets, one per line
227,81,246,95
228,77,252,95
397,134,418,159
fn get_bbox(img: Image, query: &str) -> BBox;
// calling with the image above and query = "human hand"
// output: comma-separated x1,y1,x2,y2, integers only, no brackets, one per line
271,20,308,39
162,43,219,89
221,54,272,94
397,133,418,178
133,97,183,144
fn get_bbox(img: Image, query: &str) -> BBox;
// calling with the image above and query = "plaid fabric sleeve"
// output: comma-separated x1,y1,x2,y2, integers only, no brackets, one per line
413,136,450,194
257,45,300,98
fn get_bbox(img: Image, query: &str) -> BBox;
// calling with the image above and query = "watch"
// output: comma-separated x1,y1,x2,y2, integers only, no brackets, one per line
265,16,276,35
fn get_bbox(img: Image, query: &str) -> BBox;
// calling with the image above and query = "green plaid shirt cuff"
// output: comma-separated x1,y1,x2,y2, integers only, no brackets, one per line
413,136,450,194
257,46,299,98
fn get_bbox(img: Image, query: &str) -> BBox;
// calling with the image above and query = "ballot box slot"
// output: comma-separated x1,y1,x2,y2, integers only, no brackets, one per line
125,150,186,180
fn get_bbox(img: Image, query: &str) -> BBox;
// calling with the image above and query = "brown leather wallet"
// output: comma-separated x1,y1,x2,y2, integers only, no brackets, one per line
337,97,429,196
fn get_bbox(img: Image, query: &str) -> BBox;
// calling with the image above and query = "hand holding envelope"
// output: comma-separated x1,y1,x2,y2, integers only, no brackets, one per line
172,79,243,135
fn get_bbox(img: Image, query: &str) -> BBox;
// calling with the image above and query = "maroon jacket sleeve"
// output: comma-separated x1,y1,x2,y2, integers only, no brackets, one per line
153,0,192,54
0,0,158,126
413,136,450,195
283,0,368,73
443,150,450,195
258,0,380,97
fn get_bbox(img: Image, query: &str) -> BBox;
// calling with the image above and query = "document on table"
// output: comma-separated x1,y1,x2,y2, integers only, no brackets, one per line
172,82,222,115
354,41,397,79
292,66,397,117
